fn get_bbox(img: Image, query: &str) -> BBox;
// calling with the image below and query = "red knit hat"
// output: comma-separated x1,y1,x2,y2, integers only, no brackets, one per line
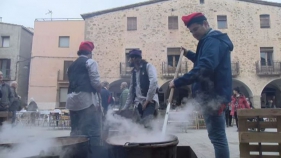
182,12,207,27
79,41,94,52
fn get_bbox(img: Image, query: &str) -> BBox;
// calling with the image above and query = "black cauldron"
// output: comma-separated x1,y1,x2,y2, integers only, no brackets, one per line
106,134,179,158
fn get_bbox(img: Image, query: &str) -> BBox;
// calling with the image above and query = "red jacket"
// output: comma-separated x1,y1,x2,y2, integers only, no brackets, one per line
230,95,250,115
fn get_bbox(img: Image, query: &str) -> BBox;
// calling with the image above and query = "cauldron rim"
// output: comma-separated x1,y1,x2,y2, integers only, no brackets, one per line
0,135,89,147
106,134,178,147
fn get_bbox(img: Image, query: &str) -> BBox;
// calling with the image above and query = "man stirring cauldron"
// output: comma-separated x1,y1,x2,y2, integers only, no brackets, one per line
121,49,159,129
169,12,233,158
66,41,102,158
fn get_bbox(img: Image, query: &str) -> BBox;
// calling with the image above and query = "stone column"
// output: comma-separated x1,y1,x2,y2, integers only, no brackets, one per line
252,95,261,108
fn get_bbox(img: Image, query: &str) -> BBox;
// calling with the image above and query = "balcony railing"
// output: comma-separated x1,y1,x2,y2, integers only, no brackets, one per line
256,60,281,76
120,62,132,77
1,69,11,80
162,61,188,78
231,62,240,77
57,70,69,83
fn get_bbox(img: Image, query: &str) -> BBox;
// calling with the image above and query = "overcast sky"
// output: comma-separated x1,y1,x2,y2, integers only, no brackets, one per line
0,0,280,28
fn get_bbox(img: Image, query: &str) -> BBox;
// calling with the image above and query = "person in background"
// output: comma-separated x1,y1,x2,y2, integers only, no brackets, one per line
230,87,250,130
261,100,266,108
266,99,275,108
27,98,38,111
100,81,111,115
246,98,254,109
119,82,129,110
10,81,20,124
27,98,38,125
0,71,14,126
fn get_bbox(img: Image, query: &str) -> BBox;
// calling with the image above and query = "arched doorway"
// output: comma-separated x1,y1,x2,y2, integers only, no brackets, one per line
261,79,281,108
159,80,191,109
109,78,131,105
232,79,253,98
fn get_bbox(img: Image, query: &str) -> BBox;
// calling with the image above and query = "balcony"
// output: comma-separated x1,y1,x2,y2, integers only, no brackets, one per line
256,61,281,76
120,62,132,77
162,61,188,78
2,69,11,80
231,62,240,77
57,70,69,83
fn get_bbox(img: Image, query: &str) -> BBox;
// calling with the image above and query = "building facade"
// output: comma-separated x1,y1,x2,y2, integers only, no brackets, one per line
81,0,281,108
0,22,33,104
28,19,84,109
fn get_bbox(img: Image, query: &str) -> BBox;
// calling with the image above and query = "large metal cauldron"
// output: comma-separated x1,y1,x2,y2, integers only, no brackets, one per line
106,134,179,158
0,136,89,158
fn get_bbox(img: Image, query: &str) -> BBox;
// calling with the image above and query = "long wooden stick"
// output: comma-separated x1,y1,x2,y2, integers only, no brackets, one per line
161,49,185,136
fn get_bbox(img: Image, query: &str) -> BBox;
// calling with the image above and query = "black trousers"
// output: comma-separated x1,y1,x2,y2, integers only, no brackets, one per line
234,111,238,128
137,102,156,128
225,109,232,126
69,105,102,158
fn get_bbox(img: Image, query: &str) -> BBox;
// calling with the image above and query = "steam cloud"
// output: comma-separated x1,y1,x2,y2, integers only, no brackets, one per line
104,98,203,144
105,94,224,145
0,123,60,158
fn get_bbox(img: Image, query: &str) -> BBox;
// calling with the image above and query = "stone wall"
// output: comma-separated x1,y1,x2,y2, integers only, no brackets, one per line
84,0,281,107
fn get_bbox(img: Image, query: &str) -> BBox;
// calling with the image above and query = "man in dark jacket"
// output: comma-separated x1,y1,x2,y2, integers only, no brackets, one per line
169,12,233,158
0,71,14,125
66,41,102,158
100,81,111,115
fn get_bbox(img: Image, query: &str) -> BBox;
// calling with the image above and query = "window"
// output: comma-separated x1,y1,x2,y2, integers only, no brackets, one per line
168,16,178,30
200,0,204,4
63,61,73,80
127,17,137,31
217,15,227,29
0,59,11,79
125,48,139,66
59,87,68,107
59,36,70,48
260,14,270,28
260,47,273,66
1,36,10,47
167,48,181,67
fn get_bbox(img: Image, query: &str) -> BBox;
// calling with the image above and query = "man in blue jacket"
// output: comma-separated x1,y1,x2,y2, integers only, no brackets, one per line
169,12,233,158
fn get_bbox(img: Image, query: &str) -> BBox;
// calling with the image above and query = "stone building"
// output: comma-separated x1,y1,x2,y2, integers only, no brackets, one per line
81,0,281,108
28,19,84,109
0,22,33,104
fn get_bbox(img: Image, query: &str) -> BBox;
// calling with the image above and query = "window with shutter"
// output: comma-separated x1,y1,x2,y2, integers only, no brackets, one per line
59,36,70,48
260,47,273,66
1,36,10,47
0,58,11,79
260,14,270,28
63,60,73,80
168,16,178,30
127,17,137,31
167,48,181,67
217,15,227,29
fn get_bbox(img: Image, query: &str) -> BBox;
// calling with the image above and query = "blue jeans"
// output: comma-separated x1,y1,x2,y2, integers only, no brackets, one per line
203,112,230,158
